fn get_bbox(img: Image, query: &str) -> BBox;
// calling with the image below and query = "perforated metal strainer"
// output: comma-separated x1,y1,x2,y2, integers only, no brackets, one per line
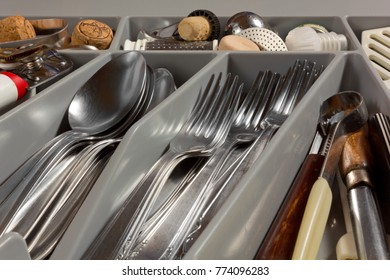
238,27,288,51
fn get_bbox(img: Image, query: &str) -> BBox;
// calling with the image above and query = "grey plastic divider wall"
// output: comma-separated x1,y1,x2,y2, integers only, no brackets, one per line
0,50,220,259
115,16,358,50
0,13,389,259
51,52,336,260
0,51,104,184
185,52,390,260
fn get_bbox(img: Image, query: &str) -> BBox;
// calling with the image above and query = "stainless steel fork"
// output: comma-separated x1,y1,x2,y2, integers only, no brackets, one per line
178,60,323,256
82,72,242,259
210,60,322,194
127,70,282,259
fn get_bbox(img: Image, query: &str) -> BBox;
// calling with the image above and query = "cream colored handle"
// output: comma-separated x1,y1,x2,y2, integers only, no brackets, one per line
292,177,332,260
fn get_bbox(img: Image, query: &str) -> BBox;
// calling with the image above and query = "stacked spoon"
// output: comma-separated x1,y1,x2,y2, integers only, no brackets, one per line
0,51,177,259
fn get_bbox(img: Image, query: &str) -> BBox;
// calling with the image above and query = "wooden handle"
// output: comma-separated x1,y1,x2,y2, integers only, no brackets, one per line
339,125,373,182
292,177,332,260
255,154,324,259
178,16,211,41
218,35,260,51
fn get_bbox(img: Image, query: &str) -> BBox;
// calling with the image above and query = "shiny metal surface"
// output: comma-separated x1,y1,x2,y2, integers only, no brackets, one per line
127,60,323,259
318,91,368,183
148,68,177,111
0,45,74,89
0,52,176,259
28,139,119,260
179,60,321,257
224,11,271,36
0,18,69,49
348,186,390,259
83,73,242,259
68,51,147,134
129,71,276,259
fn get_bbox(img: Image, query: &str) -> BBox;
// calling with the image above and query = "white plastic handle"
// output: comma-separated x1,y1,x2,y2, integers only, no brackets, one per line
292,177,332,260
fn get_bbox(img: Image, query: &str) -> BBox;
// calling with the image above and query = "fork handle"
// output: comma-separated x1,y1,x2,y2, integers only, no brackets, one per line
83,148,188,259
129,138,240,259
0,131,73,205
179,129,275,254
0,132,85,229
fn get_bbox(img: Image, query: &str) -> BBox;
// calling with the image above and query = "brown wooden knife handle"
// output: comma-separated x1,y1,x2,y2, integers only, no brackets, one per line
255,153,325,259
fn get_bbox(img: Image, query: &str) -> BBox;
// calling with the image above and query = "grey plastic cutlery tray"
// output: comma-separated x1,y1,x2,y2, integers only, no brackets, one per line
0,15,390,260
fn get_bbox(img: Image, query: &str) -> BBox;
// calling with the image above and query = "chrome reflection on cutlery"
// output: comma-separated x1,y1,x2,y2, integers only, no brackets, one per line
128,70,280,259
126,59,325,260
83,72,243,260
180,60,322,258
0,52,177,259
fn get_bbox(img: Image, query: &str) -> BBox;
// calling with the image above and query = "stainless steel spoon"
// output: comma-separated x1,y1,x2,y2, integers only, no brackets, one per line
0,52,148,229
68,51,147,134
0,52,147,201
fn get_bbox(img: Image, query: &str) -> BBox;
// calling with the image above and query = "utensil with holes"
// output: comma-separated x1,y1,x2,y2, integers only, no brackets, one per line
238,27,287,51
361,27,390,89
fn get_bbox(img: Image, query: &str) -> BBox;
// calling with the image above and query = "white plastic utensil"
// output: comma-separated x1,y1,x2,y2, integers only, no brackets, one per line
285,26,347,51
361,27,390,89
238,27,288,51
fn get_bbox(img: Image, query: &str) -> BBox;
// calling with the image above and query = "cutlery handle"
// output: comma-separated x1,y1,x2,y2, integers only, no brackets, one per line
340,125,390,259
83,148,184,259
348,186,390,259
292,177,332,260
0,131,78,205
256,154,324,259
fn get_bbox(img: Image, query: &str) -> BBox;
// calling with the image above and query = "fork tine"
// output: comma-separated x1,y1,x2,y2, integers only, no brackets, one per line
281,60,308,116
296,61,318,104
235,71,264,125
243,70,274,128
267,60,299,115
196,73,229,132
186,72,221,132
201,74,238,137
251,72,282,128
208,78,243,142
193,73,231,136
259,60,301,129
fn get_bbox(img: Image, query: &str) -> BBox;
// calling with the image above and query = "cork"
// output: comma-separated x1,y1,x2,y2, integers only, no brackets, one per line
0,15,36,43
218,35,260,51
71,19,113,50
178,16,211,41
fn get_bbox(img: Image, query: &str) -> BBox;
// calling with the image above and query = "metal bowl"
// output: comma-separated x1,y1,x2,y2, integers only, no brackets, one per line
224,11,271,35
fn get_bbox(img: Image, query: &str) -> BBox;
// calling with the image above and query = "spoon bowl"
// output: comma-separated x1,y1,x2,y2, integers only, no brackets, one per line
146,68,176,112
68,51,147,134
